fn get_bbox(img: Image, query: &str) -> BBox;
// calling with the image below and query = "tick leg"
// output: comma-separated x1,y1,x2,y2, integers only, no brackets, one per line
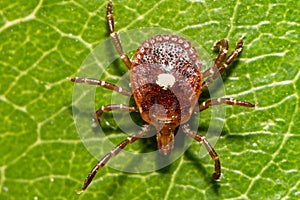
107,1,132,69
67,77,132,97
182,124,221,180
202,39,229,78
198,97,256,112
216,39,243,75
202,39,243,89
77,125,150,194
93,104,138,127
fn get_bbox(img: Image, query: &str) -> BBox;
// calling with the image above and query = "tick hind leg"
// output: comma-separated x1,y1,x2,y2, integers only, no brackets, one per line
77,125,150,194
182,124,221,179
202,39,243,89
107,1,132,69
198,97,256,112
67,77,132,96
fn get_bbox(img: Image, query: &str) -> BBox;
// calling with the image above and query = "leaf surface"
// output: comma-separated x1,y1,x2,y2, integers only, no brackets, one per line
1,0,299,199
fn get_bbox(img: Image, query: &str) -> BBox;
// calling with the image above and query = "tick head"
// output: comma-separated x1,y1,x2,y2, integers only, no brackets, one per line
156,120,177,155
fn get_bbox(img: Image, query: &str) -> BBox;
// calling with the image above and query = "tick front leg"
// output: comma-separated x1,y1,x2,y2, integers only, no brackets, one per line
182,124,221,180
93,104,138,127
77,125,150,194
67,77,132,97
107,1,132,69
198,98,256,112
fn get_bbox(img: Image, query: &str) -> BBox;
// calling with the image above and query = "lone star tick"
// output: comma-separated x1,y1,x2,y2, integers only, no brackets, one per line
69,1,256,193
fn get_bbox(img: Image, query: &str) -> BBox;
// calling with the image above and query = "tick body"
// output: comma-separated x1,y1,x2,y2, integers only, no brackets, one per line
131,34,202,155
69,1,255,193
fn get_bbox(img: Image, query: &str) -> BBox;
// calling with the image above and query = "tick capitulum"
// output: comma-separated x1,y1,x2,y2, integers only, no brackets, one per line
69,1,256,193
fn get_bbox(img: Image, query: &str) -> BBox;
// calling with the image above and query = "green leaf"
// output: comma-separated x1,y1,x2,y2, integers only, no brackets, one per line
1,0,299,199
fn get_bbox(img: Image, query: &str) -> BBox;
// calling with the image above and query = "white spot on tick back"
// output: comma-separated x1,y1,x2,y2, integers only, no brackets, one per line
156,73,176,90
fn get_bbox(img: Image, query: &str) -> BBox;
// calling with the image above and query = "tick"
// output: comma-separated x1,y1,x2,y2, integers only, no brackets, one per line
69,1,256,193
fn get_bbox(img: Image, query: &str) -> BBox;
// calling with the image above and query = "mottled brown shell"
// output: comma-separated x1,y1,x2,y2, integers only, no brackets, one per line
130,34,202,127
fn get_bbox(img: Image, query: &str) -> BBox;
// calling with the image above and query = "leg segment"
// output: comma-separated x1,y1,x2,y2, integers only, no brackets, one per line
182,124,221,179
77,125,151,194
198,97,256,112
93,104,138,127
202,39,244,89
107,1,132,69
67,77,132,97
202,39,229,78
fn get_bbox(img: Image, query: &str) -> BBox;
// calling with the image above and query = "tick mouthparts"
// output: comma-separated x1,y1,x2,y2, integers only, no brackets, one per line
156,126,175,155
159,146,173,155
